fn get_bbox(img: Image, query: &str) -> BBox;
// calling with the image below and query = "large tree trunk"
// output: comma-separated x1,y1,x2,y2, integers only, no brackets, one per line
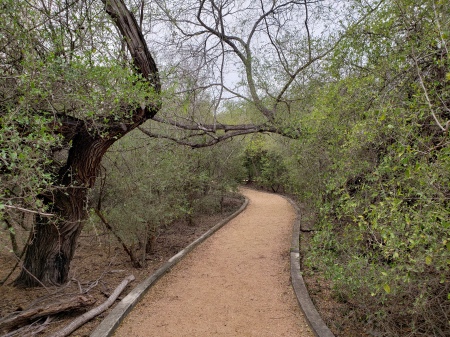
15,133,113,287
14,0,160,287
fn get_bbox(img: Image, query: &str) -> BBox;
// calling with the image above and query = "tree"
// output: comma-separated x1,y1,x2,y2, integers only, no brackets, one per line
242,135,288,192
1,0,160,287
137,0,380,146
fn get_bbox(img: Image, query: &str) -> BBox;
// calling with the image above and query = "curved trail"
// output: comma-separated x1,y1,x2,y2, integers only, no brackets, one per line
114,188,313,336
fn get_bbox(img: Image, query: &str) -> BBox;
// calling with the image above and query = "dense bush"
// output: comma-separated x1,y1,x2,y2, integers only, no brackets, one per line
89,130,244,267
293,1,450,335
243,136,288,192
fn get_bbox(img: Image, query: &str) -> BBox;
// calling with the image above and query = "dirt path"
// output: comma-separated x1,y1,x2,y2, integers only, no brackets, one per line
114,188,314,336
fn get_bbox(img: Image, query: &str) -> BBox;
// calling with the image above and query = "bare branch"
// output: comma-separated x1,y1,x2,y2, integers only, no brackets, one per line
49,275,135,337
274,0,385,109
304,0,312,62
413,53,449,133
4,205,55,217
139,125,267,148
139,115,301,148
151,115,273,133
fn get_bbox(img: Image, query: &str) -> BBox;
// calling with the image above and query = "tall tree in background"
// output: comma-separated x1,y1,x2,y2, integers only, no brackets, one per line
138,0,380,145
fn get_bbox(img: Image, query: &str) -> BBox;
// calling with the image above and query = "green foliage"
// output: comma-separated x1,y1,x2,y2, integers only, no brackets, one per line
90,130,244,265
0,104,61,220
294,0,450,335
0,3,448,335
243,136,288,192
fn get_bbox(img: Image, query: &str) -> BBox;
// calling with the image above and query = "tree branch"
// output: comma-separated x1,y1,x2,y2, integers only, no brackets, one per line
3,205,55,217
139,117,301,148
101,0,160,121
138,126,265,148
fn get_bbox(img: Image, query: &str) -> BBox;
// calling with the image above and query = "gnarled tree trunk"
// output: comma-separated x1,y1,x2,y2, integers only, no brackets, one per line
14,0,160,287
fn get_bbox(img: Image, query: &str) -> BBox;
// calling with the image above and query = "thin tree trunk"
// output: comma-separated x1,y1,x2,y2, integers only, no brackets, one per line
4,218,19,256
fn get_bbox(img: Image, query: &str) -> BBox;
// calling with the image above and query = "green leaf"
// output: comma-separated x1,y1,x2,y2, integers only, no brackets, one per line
383,284,391,294
425,256,432,265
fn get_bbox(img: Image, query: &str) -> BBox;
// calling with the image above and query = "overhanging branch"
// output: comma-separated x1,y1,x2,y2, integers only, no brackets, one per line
139,116,301,148
138,126,263,148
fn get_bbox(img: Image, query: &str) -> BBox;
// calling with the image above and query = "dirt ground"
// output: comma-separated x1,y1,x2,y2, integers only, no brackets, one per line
0,195,244,336
114,188,313,337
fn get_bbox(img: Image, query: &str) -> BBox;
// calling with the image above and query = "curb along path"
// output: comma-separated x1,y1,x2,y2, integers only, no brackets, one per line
110,188,314,336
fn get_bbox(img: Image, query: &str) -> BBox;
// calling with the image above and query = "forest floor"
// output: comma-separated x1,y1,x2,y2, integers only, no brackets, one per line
0,194,244,337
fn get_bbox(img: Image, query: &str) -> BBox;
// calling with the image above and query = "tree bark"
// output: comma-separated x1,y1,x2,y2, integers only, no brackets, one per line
14,0,160,287
14,130,115,287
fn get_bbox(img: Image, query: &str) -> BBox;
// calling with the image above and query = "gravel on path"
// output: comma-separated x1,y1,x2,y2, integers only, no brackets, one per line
113,188,314,337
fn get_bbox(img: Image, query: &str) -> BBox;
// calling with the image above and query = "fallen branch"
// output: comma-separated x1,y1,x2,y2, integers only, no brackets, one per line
1,316,54,337
0,295,95,333
49,274,135,337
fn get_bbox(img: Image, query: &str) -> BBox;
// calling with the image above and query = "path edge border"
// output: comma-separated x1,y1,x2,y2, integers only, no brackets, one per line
90,196,249,337
284,197,336,337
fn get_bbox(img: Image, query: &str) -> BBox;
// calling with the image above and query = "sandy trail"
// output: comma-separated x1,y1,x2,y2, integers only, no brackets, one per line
114,188,313,336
